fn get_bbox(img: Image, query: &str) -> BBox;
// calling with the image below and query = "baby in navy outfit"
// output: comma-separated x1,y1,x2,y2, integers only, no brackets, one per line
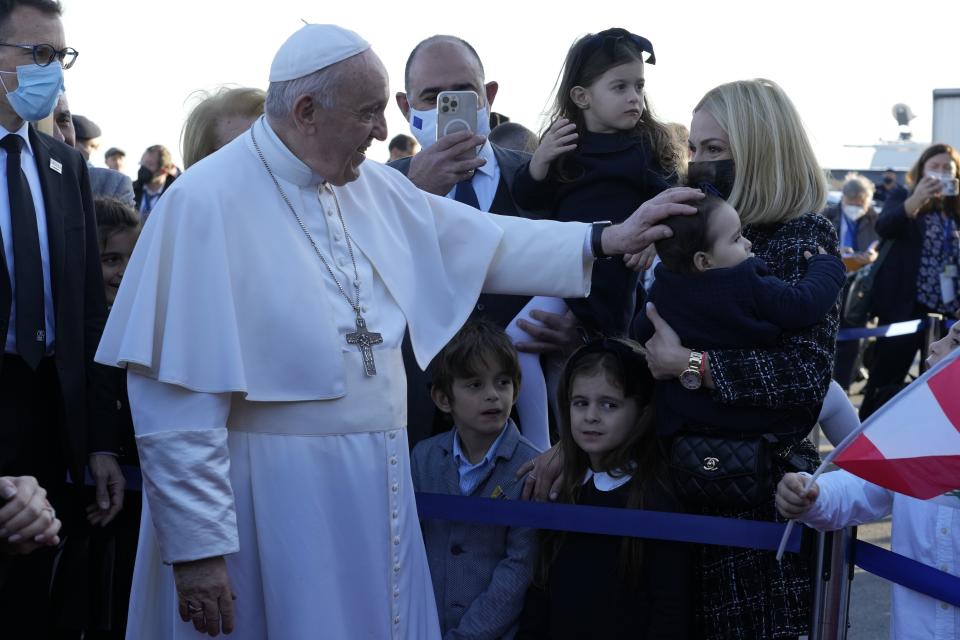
632,192,846,436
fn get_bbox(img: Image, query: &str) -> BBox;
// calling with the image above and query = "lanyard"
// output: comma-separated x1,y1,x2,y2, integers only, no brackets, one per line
941,214,957,261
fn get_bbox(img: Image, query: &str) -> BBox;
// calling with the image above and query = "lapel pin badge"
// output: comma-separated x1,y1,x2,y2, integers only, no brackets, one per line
49,159,62,174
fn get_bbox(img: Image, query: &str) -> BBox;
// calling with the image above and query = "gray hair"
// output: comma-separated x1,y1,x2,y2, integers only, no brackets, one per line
265,65,345,120
841,172,875,201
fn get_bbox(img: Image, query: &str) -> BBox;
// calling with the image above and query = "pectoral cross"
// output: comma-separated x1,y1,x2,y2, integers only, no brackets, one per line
346,315,383,376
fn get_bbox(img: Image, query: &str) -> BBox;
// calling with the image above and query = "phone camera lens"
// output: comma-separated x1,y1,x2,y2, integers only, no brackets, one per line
451,100,458,108
441,105,449,113
441,96,449,103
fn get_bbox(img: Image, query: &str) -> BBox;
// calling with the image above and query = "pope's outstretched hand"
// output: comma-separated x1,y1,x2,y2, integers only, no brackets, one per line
599,187,703,256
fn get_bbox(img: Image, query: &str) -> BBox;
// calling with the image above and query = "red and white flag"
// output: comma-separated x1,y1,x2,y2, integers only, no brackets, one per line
831,347,960,501
776,348,960,560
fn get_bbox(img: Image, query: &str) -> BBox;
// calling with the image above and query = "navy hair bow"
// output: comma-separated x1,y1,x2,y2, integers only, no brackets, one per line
582,28,656,65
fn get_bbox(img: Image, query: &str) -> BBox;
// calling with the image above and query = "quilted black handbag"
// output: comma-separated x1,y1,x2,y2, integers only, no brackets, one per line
669,433,775,510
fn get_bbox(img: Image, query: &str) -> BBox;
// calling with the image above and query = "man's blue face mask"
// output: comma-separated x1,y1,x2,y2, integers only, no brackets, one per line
0,62,64,122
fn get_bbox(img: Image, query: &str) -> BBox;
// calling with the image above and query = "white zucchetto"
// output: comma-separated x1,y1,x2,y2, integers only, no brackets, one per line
269,24,370,82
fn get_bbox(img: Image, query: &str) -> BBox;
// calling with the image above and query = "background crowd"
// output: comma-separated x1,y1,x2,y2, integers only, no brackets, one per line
1,1,958,639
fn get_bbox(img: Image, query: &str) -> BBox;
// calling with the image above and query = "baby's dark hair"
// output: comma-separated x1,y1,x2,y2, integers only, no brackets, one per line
654,194,728,275
431,319,521,404
94,197,140,251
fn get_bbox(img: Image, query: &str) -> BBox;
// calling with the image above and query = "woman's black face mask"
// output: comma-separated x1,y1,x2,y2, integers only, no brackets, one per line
687,159,736,200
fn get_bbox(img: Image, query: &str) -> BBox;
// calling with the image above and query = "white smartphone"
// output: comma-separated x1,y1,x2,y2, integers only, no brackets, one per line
436,90,479,139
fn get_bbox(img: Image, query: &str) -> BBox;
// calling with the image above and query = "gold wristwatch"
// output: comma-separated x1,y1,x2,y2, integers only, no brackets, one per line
679,350,705,390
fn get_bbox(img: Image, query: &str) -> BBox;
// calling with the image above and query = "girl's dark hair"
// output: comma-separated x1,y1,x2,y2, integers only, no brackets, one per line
545,28,677,181
430,319,521,405
654,193,728,275
537,338,663,589
94,197,140,250
907,143,960,219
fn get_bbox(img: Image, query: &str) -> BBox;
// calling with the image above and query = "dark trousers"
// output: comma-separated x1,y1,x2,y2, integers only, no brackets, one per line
833,338,861,389
859,315,926,420
0,353,71,637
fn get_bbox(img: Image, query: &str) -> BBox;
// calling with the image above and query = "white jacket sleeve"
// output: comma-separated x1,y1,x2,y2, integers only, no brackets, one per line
482,214,593,298
800,469,895,531
128,370,238,564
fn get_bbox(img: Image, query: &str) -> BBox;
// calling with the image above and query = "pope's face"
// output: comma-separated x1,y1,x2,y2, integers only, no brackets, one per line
313,51,389,186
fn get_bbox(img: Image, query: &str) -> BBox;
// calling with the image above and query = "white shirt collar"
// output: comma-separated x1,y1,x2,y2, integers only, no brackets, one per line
256,116,323,187
582,468,633,492
475,141,496,178
0,121,33,157
452,421,508,469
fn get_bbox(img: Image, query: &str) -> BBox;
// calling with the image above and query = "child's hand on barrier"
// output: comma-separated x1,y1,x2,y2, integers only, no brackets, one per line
528,119,578,181
775,472,820,519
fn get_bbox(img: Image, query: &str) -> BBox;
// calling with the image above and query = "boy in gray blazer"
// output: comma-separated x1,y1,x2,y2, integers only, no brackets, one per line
411,320,541,639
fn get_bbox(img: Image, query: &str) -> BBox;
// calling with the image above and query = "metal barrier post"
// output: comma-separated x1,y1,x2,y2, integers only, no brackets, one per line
921,313,945,373
808,527,854,640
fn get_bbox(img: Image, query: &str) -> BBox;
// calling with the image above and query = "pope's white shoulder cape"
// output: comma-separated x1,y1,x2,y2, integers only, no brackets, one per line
95,129,590,400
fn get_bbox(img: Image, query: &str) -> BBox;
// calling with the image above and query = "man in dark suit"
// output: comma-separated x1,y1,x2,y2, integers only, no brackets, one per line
0,0,121,631
391,35,581,445
133,143,176,218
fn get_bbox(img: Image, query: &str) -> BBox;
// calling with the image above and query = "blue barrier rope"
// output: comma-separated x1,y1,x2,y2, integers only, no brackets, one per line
416,492,803,553
837,317,956,342
852,539,960,607
837,319,927,342
97,472,956,606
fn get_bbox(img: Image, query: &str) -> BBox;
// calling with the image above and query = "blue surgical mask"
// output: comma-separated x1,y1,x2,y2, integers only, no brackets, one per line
0,63,65,122
407,105,490,150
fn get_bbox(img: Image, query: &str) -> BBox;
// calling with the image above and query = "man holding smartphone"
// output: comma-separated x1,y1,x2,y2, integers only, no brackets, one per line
392,35,581,445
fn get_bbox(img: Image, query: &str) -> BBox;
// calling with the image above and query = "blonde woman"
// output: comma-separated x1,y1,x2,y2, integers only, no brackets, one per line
181,86,265,169
642,78,837,639
518,79,838,639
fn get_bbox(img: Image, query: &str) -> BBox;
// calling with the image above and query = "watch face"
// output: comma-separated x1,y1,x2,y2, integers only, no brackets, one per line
680,369,702,390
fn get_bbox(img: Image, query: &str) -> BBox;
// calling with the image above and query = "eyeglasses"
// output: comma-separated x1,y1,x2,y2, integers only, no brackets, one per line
0,42,78,69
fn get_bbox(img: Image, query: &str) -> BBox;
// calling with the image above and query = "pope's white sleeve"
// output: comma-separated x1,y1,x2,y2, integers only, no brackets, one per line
483,214,593,298
128,370,238,564
799,469,895,531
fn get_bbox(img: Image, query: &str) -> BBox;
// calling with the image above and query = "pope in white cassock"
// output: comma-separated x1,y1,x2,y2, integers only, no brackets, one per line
96,24,701,639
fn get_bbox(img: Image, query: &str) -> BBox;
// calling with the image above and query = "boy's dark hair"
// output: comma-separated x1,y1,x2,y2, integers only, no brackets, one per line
94,196,140,250
654,193,727,275
0,0,61,36
431,319,521,404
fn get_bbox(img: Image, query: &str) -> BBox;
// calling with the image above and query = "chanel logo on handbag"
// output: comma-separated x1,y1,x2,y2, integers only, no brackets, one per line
702,457,720,472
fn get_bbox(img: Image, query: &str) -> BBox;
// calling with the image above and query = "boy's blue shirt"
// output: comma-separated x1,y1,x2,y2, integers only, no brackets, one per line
451,421,510,495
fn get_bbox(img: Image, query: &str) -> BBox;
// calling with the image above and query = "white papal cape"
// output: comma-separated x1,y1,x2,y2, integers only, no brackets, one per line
96,117,593,640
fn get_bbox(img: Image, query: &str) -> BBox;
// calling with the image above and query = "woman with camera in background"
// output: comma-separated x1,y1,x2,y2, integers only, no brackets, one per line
860,143,960,419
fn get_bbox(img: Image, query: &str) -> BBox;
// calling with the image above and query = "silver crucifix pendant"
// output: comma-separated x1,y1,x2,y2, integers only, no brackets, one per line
346,314,383,376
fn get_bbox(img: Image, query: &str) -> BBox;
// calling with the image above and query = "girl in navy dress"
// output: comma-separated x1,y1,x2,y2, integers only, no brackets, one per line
518,339,692,639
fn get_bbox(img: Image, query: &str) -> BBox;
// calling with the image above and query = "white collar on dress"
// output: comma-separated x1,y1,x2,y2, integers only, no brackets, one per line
256,116,324,187
582,468,633,492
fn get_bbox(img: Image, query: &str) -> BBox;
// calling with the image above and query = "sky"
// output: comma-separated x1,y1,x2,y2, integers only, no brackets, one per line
59,0,960,177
